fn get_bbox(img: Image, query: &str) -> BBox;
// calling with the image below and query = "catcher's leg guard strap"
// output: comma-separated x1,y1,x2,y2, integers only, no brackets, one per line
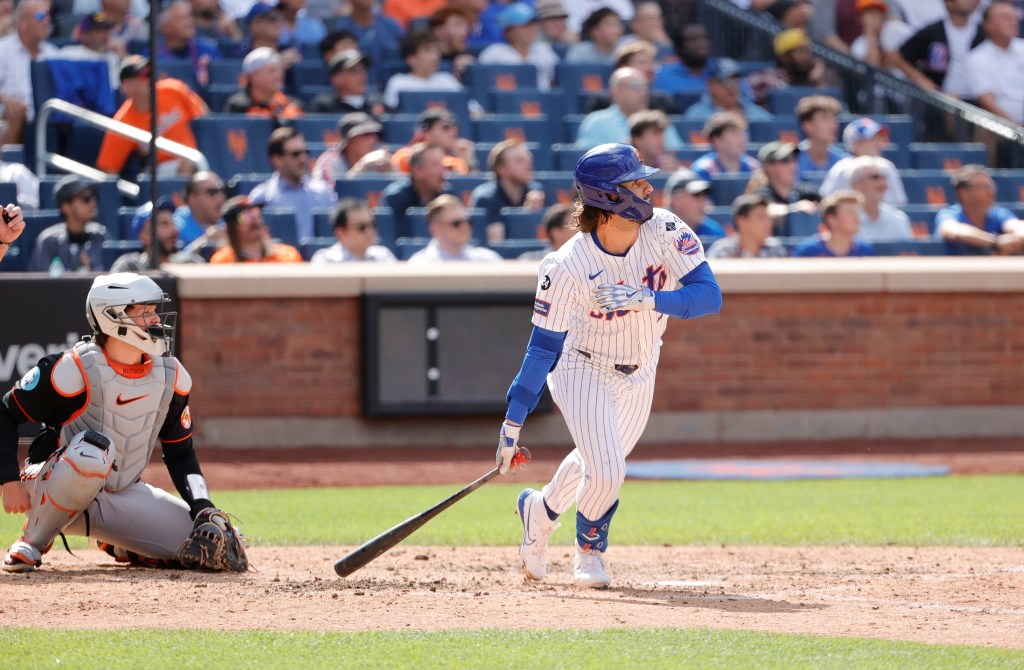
23,431,112,550
575,499,619,553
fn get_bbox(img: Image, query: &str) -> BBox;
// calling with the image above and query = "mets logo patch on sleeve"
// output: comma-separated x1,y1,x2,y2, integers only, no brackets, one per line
674,230,701,255
534,298,552,316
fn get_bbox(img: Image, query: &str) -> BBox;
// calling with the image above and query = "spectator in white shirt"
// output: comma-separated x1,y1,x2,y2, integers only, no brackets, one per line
0,0,57,144
478,3,560,90
382,31,465,111
310,198,397,263
966,0,1024,124
820,117,907,205
847,155,914,241
408,194,503,263
564,7,625,64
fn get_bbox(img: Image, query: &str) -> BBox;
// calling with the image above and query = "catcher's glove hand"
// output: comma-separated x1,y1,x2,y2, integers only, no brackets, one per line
175,507,249,572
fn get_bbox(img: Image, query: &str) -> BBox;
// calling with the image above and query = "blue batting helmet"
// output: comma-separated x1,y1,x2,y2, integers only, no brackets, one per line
574,143,660,222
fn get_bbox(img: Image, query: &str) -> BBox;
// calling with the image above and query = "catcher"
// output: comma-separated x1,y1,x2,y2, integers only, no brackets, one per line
0,272,247,573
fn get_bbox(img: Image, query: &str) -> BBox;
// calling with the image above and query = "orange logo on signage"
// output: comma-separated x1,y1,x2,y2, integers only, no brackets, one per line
227,130,248,163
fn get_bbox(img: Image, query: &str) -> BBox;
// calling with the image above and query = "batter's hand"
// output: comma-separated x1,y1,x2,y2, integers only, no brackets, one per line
592,283,655,314
0,204,25,246
496,421,521,475
1,480,31,514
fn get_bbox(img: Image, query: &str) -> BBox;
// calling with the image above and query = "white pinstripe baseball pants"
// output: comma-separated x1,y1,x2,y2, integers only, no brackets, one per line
541,350,657,521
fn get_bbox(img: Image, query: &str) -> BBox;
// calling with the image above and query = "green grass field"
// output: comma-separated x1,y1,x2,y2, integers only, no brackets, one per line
2,475,1022,666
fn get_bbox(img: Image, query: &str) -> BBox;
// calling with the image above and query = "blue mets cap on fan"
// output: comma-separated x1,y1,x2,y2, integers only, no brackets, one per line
573,143,660,222
130,196,176,238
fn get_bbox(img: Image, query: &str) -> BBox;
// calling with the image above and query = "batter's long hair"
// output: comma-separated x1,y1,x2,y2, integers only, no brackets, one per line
569,198,611,234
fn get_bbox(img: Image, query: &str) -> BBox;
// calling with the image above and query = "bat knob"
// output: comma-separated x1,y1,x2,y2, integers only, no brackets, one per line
510,446,531,472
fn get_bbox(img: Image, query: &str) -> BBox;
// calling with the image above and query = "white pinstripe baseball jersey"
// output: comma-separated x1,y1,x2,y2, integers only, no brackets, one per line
531,207,707,364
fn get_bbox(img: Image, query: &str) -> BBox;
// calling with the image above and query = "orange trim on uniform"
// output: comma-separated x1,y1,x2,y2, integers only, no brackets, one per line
10,391,37,423
62,454,113,479
51,353,85,398
101,348,153,378
43,494,76,513
160,432,193,444
66,349,92,425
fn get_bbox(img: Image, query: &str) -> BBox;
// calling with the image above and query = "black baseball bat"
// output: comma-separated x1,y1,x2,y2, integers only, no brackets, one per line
333,449,530,578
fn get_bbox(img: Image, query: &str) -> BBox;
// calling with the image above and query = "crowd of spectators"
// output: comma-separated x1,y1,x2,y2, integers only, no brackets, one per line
3,0,1024,271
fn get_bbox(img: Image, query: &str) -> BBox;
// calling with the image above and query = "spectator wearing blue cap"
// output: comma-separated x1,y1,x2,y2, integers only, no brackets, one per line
478,3,560,90
28,176,108,273
819,117,907,205
238,2,282,56
682,58,772,122
111,198,205,272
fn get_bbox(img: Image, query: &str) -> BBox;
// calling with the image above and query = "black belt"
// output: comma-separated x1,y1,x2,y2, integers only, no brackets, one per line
575,349,640,375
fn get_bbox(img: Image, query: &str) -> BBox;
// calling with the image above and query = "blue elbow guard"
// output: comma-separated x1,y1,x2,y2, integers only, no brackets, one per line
653,262,722,319
505,326,566,424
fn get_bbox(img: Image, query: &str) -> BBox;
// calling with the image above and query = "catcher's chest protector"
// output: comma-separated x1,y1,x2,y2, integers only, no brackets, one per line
60,341,177,492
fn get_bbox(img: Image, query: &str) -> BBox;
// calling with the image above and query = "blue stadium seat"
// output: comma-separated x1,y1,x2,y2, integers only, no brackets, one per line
205,59,243,87
465,63,540,107
673,92,703,114
500,208,544,239
674,147,709,168
871,240,947,256
551,143,585,171
881,146,911,170
672,119,712,145
116,206,136,241
261,207,299,247
535,172,576,206
488,239,548,259
380,114,421,145
155,59,200,90
296,85,335,106
900,170,955,206
404,206,487,239
136,175,189,206
335,176,396,209
490,90,565,128
709,174,751,207
447,175,488,206
397,91,472,129
395,236,430,260
227,173,272,198
372,207,396,251
203,84,238,113
472,114,553,145
554,63,613,114
910,143,988,172
65,119,107,169
5,209,62,271
288,61,330,90
902,205,943,237
292,115,342,147
749,118,800,144
788,210,821,237
563,115,586,145
103,239,143,268
767,86,844,115
39,175,122,233
313,208,334,237
192,116,274,176
2,144,25,165
300,237,335,261
991,169,1024,203
0,182,16,208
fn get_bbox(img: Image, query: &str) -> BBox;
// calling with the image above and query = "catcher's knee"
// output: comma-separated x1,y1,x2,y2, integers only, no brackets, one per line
42,430,114,511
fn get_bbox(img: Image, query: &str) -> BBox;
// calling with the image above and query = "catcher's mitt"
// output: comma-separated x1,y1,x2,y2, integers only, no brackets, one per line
175,507,249,572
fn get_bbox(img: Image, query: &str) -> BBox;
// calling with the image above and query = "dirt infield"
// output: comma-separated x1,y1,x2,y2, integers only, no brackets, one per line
3,546,1022,648
4,438,1022,648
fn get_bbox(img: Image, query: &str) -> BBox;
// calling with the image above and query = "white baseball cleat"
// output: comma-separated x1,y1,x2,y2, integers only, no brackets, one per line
573,546,611,589
2,540,42,573
516,488,559,581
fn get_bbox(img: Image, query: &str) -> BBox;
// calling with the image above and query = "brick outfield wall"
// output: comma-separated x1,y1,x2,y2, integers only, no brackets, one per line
178,292,1024,421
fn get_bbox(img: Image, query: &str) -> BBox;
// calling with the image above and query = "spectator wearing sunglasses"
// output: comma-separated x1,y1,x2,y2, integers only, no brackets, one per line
28,176,108,272
111,197,205,272
0,0,58,145
249,127,337,242
175,170,227,251
408,194,503,264
311,198,397,264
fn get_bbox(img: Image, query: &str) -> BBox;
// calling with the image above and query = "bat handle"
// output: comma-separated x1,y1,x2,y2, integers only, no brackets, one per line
1,208,11,224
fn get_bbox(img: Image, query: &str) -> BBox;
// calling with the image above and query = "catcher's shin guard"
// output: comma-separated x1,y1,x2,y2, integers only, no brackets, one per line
22,430,113,552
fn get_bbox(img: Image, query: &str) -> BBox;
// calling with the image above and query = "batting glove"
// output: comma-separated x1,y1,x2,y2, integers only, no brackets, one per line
592,283,655,314
496,421,521,475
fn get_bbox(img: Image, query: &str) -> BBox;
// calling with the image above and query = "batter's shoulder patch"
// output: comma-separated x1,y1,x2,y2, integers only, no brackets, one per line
180,405,192,430
533,298,552,317
674,230,701,255
665,216,679,232
540,274,551,290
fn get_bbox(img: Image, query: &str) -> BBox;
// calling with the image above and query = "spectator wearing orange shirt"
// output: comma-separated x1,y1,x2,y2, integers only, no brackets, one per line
390,108,476,174
382,0,445,30
96,56,209,178
223,47,303,125
210,195,303,263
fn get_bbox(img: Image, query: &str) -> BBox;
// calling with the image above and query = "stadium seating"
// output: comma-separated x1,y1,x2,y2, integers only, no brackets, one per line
372,207,397,251
767,86,844,115
192,116,274,176
2,209,63,272
335,176,396,209
136,175,189,206
403,206,487,240
0,182,16,209
380,114,421,145
787,210,821,237
871,240,947,256
288,61,331,91
551,144,585,172
261,207,300,247
300,237,334,261
395,237,430,260
535,172,577,206
472,114,553,145
472,141,551,172
488,239,548,259
672,119,711,145
991,169,1024,203
709,174,751,207
103,239,142,268
749,119,801,144
446,175,488,206
226,173,271,199
910,143,988,172
902,205,943,237
202,84,238,113
397,90,472,129
465,63,540,107
39,175,121,230
490,90,566,127
292,116,343,147
554,63,613,114
499,208,545,239
900,170,956,207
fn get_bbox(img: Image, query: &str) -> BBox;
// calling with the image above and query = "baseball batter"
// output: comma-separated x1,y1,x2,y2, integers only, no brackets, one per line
0,273,246,573
496,144,722,588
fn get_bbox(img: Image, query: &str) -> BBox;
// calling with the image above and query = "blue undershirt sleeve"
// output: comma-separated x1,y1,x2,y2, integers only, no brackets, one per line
653,261,723,320
505,325,567,425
